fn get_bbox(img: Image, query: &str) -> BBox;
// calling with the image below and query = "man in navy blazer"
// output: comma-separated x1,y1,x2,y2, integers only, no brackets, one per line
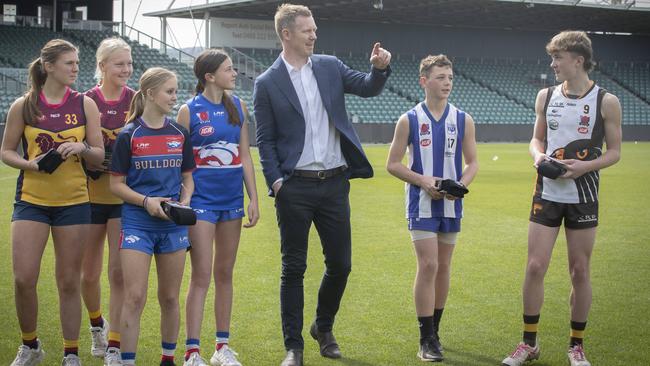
254,4,391,366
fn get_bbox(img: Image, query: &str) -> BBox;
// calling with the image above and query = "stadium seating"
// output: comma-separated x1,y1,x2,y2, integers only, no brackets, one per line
456,58,649,126
591,69,650,125
231,48,650,125
0,89,15,124
600,62,649,102
0,27,648,126
0,25,200,120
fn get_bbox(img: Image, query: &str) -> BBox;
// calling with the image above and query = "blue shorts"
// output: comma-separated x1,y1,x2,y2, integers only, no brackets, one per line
90,203,122,224
194,207,245,224
12,201,91,226
119,228,190,255
407,217,461,233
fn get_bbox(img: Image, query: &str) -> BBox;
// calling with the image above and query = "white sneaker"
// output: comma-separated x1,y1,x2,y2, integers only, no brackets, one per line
10,340,45,366
210,345,242,366
90,319,109,357
567,344,591,366
502,342,540,366
184,352,209,366
61,354,82,366
104,347,122,366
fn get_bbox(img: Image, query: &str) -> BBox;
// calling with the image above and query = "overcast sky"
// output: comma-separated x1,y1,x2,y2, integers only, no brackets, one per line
113,0,209,49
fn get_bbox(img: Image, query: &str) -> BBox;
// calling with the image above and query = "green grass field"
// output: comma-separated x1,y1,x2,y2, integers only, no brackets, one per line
0,142,648,365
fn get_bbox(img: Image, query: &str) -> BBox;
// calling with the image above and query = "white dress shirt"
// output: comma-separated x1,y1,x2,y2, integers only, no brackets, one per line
281,54,347,171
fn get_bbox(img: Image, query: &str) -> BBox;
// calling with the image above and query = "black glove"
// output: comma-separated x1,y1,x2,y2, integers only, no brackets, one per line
161,201,197,226
537,159,567,180
84,149,111,180
37,149,64,174
85,167,103,180
438,179,469,198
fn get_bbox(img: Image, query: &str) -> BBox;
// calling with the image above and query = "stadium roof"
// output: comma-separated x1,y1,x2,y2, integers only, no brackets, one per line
144,0,650,35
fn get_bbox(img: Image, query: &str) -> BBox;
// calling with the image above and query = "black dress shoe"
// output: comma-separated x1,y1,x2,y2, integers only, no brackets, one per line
310,322,342,359
280,349,303,366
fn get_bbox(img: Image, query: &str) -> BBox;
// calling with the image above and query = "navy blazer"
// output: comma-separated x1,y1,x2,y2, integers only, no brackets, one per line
253,54,391,195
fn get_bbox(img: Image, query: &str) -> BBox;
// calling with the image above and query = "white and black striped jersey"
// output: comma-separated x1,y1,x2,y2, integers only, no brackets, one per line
535,83,607,204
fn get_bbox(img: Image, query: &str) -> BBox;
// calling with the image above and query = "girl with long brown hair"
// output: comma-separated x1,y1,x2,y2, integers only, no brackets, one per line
177,48,259,366
1,38,104,365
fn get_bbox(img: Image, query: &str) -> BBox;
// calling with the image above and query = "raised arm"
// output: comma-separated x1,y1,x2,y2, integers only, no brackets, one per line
339,42,392,97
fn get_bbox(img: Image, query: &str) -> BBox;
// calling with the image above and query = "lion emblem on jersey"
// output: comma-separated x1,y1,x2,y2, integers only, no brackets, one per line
101,129,120,148
195,141,241,167
35,133,78,154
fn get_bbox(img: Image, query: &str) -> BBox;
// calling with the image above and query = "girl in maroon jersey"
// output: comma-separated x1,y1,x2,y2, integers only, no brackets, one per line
1,39,104,365
81,37,135,364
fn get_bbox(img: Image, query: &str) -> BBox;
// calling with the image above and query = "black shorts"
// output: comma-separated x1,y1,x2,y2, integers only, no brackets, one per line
90,203,122,224
529,197,598,229
12,201,91,226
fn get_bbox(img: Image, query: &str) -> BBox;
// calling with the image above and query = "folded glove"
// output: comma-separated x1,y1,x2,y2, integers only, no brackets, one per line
37,149,64,174
537,159,567,180
438,179,469,198
161,201,197,226
84,149,111,180
86,167,103,180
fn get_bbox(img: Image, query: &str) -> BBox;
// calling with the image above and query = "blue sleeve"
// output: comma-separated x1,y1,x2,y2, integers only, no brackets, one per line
109,129,132,175
253,77,283,192
337,58,391,98
181,126,196,172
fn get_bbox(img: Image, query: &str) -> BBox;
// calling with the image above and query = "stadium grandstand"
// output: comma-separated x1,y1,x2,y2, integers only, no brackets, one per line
1,0,649,142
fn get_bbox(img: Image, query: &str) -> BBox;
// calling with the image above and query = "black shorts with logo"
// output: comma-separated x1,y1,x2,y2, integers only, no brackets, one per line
529,197,598,229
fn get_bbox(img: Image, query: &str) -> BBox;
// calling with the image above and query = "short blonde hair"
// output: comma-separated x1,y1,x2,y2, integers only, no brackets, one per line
95,37,131,82
546,31,594,72
419,54,453,77
274,3,312,40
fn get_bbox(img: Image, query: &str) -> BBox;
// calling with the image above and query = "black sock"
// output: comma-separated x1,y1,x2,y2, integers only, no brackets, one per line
433,308,444,335
418,316,434,345
570,320,587,347
523,314,540,347
22,338,39,349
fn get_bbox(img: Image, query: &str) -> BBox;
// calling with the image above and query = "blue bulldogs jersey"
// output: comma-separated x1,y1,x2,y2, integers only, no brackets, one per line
186,93,245,210
110,117,196,231
405,102,465,219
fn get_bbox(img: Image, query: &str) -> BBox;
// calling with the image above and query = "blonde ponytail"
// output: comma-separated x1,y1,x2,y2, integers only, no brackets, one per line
125,67,176,122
